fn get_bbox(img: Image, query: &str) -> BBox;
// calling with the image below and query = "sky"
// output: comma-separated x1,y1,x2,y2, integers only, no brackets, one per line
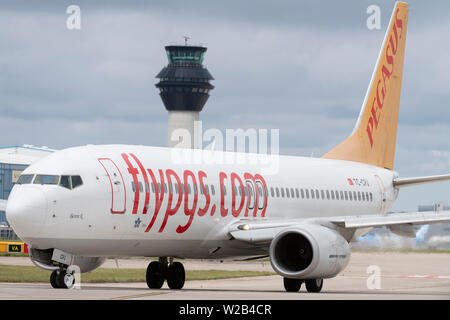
1,0,450,211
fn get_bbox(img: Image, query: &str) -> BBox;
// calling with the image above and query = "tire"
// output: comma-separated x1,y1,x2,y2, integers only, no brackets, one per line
167,262,185,290
283,278,302,292
55,270,66,289
50,270,59,289
146,261,165,289
305,279,323,293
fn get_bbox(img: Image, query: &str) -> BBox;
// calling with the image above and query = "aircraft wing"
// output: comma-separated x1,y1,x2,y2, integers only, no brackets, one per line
0,199,7,211
229,211,450,244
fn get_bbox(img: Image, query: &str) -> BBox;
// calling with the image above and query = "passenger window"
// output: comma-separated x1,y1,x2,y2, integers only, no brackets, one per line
145,182,149,193
151,182,155,193
349,191,353,201
340,191,344,200
345,191,349,200
188,184,192,194
300,189,305,199
211,185,215,196
60,175,71,189
194,184,198,195
295,188,299,198
305,189,309,199
331,190,335,200
353,191,357,201
281,188,285,197
321,190,325,199
357,192,361,201
131,182,136,193
286,188,290,198
315,190,319,199
335,190,339,200
311,189,315,199
169,183,173,194
326,190,330,200
222,185,226,195
205,184,210,195
270,187,274,197
362,192,366,201
290,188,294,198
164,183,168,193
71,176,83,189
370,192,373,202
139,182,143,193
276,187,280,197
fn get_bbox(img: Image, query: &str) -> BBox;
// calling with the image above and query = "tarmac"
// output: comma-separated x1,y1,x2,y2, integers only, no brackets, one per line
0,252,449,300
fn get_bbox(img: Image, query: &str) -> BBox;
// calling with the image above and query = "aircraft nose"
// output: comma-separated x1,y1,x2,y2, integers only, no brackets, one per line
6,186,48,240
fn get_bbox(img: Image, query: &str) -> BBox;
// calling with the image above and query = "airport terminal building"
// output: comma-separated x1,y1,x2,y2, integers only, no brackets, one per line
0,145,53,239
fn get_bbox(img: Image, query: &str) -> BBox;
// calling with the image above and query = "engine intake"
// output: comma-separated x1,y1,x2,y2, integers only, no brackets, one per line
269,224,350,279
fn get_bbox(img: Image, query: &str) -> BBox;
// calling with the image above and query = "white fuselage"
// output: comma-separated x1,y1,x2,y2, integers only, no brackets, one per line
6,145,398,259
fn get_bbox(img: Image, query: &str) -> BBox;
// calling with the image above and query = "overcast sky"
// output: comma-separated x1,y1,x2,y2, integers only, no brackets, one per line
1,0,450,211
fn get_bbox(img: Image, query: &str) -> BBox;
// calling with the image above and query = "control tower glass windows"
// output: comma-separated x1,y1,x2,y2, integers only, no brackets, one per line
167,48,205,64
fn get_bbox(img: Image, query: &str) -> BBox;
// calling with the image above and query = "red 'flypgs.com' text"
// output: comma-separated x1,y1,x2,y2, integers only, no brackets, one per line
120,153,268,234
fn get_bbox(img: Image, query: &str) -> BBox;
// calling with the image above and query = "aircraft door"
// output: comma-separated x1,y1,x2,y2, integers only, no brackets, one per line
98,158,126,214
255,181,266,210
245,180,255,211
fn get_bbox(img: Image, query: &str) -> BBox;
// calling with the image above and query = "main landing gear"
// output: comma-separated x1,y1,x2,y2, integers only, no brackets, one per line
283,277,323,293
50,268,75,289
146,257,185,290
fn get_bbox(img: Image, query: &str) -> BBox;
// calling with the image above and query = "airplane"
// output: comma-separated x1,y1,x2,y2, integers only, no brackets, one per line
5,1,450,292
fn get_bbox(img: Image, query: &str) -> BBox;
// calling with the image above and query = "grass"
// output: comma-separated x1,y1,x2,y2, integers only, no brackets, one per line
0,252,29,257
0,265,275,283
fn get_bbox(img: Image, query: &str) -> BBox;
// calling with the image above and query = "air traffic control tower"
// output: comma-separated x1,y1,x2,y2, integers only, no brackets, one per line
155,43,214,148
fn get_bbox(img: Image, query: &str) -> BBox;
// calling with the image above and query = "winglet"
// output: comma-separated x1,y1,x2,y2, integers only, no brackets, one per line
323,2,409,170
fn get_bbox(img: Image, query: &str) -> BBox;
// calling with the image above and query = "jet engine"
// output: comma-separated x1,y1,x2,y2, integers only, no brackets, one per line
30,248,106,273
269,224,351,279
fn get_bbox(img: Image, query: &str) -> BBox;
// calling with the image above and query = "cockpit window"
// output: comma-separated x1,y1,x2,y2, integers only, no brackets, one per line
34,175,59,185
60,175,72,189
71,175,83,189
17,174,34,185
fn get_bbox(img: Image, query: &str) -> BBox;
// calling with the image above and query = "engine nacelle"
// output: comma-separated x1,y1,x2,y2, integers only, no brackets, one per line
30,248,106,273
269,224,351,279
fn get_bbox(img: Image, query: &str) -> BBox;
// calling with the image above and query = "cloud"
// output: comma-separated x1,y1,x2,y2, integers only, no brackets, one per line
0,0,449,211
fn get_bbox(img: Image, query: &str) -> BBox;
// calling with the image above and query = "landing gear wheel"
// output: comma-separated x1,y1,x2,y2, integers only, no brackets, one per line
305,279,323,293
63,272,75,289
283,278,302,292
54,270,74,289
146,261,164,289
50,270,59,288
167,262,185,290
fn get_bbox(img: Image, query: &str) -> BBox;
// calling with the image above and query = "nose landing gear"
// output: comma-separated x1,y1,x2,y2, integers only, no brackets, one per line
146,257,185,290
50,269,75,289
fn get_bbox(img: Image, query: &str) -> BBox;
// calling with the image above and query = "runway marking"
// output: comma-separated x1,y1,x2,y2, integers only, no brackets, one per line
111,291,170,300
400,274,450,279
341,274,450,279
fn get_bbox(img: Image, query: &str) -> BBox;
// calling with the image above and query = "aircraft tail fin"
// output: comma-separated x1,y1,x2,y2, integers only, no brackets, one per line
323,2,409,170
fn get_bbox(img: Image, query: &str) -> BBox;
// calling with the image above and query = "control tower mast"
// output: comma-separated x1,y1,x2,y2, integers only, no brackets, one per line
155,43,214,148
